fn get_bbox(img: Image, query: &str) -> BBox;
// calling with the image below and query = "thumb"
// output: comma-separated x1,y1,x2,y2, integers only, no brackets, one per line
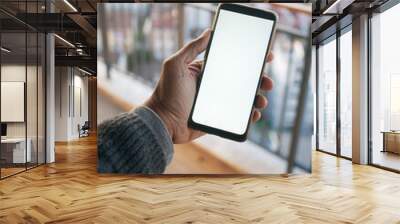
177,29,211,63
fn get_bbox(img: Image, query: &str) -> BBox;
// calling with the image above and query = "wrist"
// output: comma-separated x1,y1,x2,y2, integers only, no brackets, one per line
144,96,175,141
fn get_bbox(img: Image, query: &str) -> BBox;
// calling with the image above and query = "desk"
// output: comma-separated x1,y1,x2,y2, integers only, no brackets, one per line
1,138,31,163
382,131,400,154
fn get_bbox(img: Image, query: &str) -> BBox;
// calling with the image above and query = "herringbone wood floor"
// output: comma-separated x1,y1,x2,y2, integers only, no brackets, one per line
1,136,400,224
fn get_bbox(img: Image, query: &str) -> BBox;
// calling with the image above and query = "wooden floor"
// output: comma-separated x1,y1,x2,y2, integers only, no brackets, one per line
1,167,26,178
1,163,45,178
372,151,400,171
1,136,400,223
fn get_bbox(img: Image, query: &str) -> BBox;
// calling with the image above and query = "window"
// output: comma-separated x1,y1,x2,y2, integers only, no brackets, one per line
339,28,352,158
317,37,337,154
371,3,400,171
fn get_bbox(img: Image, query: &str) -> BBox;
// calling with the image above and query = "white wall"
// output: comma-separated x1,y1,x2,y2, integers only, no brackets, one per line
55,67,89,141
55,66,69,141
1,66,26,138
1,65,40,138
1,64,46,164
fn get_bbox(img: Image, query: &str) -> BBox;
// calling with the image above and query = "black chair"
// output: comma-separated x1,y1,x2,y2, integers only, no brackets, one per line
79,121,90,138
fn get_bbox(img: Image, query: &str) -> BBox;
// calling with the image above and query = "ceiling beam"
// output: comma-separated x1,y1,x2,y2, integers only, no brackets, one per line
13,13,82,32
311,15,335,33
55,55,96,73
322,0,356,15
67,13,96,40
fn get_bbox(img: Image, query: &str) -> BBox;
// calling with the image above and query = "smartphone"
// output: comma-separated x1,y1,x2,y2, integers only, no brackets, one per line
188,3,277,142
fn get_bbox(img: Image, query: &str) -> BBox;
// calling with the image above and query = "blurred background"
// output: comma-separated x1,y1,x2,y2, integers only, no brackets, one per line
97,3,313,174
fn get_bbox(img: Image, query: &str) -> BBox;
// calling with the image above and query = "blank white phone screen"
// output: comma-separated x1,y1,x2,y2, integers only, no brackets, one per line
192,9,274,135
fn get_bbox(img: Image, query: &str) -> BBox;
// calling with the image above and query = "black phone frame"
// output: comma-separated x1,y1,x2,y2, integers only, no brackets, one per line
188,3,277,142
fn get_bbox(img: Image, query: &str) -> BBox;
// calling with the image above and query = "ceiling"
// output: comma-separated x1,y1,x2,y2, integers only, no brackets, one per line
0,0,98,74
1,0,397,73
311,0,391,44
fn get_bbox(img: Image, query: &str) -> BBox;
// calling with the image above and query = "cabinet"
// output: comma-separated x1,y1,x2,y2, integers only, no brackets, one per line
382,132,400,154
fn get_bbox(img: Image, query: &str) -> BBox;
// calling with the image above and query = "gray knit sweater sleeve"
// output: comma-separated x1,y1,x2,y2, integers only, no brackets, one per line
97,106,174,174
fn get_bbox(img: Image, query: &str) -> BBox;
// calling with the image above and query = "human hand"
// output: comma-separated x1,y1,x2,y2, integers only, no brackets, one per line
145,29,274,144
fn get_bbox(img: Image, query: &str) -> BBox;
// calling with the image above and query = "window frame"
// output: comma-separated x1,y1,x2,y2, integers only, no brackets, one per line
367,0,400,173
314,23,353,160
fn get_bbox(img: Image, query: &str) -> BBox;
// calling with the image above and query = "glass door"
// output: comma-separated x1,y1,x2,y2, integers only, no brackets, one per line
1,30,28,177
0,0,47,179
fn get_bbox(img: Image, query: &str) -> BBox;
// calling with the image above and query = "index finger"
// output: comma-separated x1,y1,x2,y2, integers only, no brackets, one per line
178,29,211,63
266,52,273,63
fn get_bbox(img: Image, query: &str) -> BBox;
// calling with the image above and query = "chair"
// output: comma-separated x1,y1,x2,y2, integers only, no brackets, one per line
79,121,90,138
